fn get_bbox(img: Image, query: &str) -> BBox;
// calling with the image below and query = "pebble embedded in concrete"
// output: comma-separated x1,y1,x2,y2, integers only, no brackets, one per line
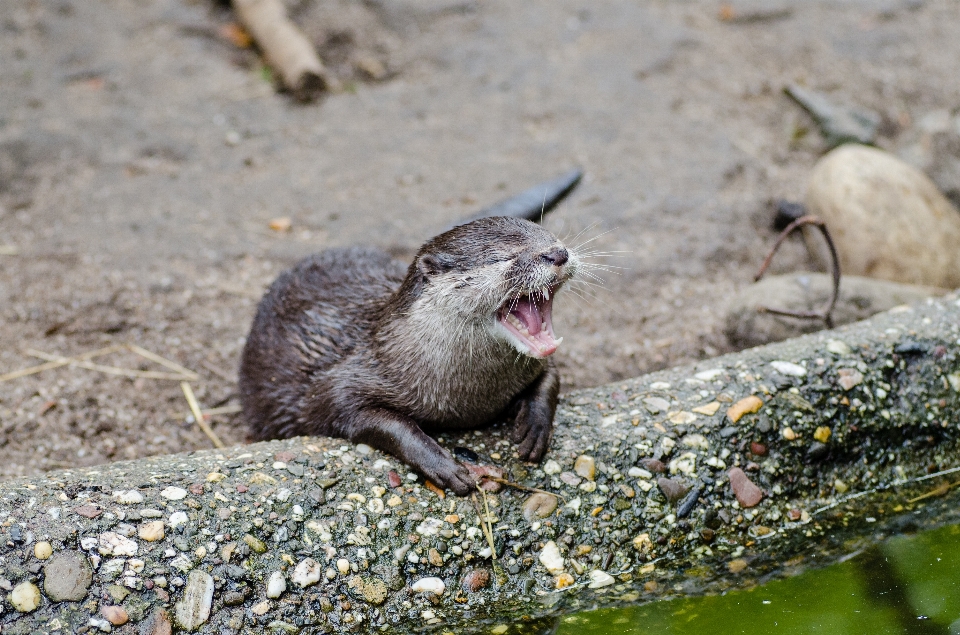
175,569,214,631
411,577,445,595
267,571,286,598
574,455,596,480
34,541,53,560
292,558,321,588
10,581,42,612
43,551,94,602
539,540,564,575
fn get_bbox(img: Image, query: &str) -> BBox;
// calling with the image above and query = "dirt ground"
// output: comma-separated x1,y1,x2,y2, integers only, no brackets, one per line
2,0,959,480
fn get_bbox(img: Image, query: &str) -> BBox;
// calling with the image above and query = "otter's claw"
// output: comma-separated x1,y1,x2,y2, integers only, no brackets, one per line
421,455,475,496
512,401,553,462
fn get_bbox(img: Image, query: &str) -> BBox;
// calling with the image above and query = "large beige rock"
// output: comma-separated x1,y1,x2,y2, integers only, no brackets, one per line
725,273,947,349
806,144,960,288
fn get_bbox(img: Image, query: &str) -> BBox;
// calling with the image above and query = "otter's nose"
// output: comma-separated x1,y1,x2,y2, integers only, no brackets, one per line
540,247,569,267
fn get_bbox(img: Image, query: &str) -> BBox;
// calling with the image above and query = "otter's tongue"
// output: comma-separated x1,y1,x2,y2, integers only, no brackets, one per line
500,293,561,358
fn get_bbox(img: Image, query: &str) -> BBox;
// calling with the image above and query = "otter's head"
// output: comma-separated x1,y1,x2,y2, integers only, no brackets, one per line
407,217,579,358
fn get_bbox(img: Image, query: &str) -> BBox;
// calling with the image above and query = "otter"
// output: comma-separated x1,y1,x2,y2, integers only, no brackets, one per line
239,217,579,495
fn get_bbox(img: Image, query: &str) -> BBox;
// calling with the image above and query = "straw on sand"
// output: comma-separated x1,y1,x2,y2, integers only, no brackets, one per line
181,382,226,449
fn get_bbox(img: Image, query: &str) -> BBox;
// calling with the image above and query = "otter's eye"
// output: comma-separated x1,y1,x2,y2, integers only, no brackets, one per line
539,247,569,266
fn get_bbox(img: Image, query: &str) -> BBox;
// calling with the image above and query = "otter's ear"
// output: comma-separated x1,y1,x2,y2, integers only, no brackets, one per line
418,253,454,276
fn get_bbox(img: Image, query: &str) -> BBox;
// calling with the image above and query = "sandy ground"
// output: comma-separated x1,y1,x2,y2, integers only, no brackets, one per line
1,0,959,480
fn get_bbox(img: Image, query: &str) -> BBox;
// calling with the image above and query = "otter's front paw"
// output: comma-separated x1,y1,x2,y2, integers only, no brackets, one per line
422,455,476,496
512,401,554,462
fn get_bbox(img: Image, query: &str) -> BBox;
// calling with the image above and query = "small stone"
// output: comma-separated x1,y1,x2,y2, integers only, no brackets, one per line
266,571,286,598
113,490,144,505
88,617,112,632
639,459,666,473
168,512,188,528
627,467,652,478
787,509,803,521
782,427,797,441
428,549,443,567
34,541,53,560
726,396,763,423
770,361,807,377
700,528,715,543
337,558,350,575
10,581,41,612
175,570,214,631
692,402,721,416
141,609,172,635
555,573,575,589
750,442,768,456
657,478,689,503
251,601,270,616
574,455,596,480
74,504,102,519
727,558,748,574
632,533,652,553
461,569,490,592
668,411,697,425
411,577,445,595
522,493,559,522
543,460,562,475
834,479,849,494
826,339,851,356
387,471,402,488
837,368,864,391
813,427,832,443
244,534,267,553
386,495,402,507
101,605,129,626
160,487,188,500
643,397,671,413
44,551,93,601
587,570,615,589
538,541,564,575
559,471,582,487
292,558,321,588
99,532,138,556
728,467,763,508
139,521,165,542
359,577,388,605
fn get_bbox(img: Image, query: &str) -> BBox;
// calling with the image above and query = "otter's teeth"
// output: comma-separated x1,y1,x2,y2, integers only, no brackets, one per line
506,313,528,334
543,287,550,301
555,337,563,345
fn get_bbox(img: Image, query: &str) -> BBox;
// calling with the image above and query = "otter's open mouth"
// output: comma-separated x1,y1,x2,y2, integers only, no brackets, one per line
497,287,562,358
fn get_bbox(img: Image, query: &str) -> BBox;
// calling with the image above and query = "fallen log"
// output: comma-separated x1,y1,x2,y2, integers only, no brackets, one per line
1,293,958,633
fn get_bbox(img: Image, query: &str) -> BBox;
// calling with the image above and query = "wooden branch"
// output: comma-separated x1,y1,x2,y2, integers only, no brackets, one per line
232,0,330,100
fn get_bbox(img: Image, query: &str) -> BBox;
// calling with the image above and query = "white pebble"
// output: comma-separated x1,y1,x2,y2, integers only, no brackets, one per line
292,558,322,588
416,518,443,536
168,512,189,528
98,532,138,557
627,467,652,478
543,460,561,475
538,541,564,575
587,569,615,589
337,558,350,575
266,571,286,598
770,361,807,377
355,443,372,455
113,490,144,505
160,487,187,500
411,577,445,595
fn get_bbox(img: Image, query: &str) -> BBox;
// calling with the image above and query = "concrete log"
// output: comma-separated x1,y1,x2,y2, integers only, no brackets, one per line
1,293,959,633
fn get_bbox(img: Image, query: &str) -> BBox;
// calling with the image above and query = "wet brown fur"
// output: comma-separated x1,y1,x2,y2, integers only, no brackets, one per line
239,217,576,494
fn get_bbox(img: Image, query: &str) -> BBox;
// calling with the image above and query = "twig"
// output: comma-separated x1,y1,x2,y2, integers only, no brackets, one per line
484,477,566,504
754,214,841,328
181,382,226,449
127,344,199,380
182,404,243,421
473,488,498,561
0,345,125,383
907,481,960,504
200,359,236,382
26,350,194,381
231,0,332,100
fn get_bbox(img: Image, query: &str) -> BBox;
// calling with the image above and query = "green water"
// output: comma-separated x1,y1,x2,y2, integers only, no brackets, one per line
556,524,960,635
